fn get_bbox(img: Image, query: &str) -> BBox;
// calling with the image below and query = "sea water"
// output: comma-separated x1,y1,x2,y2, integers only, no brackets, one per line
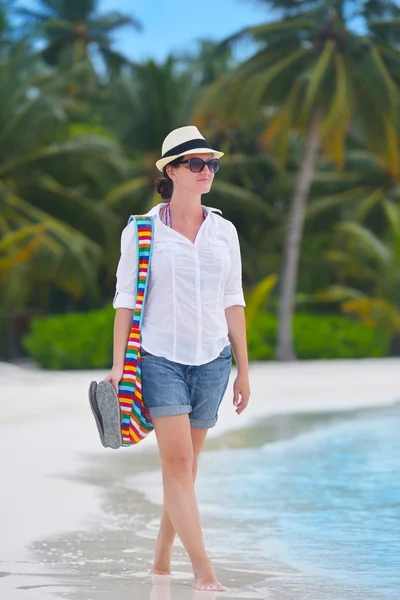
196,404,400,598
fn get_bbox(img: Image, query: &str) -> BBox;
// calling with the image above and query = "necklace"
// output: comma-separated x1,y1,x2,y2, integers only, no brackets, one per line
160,203,207,228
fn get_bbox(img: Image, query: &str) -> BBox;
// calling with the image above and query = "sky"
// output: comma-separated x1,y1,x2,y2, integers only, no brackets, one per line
17,0,271,62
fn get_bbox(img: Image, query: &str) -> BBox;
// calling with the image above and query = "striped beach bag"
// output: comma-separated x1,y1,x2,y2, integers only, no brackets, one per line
118,215,155,446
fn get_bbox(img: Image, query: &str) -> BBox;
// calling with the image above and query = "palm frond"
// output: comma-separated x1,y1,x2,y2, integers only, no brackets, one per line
238,47,308,115
98,43,131,73
300,40,335,123
369,44,399,120
105,176,149,206
91,12,141,32
15,7,55,22
3,193,103,282
307,187,372,217
354,188,384,222
337,221,391,263
211,180,276,218
382,199,400,230
262,79,302,162
320,51,351,137
245,274,278,329
247,17,315,37
373,40,400,66
41,17,74,33
315,285,366,302
0,135,123,175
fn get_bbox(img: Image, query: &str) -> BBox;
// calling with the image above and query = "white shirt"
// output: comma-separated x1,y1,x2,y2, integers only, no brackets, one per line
113,202,246,366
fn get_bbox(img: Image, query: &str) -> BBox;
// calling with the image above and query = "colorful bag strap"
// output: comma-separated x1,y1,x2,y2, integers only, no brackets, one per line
128,215,154,328
118,215,154,446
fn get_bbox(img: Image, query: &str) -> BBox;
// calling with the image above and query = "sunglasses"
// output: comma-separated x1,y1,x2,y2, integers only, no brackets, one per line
177,157,220,174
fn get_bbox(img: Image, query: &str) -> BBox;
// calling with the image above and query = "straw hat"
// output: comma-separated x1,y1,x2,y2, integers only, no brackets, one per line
156,126,224,172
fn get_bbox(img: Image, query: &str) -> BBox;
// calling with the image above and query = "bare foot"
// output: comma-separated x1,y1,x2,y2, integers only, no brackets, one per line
193,575,227,592
150,540,172,576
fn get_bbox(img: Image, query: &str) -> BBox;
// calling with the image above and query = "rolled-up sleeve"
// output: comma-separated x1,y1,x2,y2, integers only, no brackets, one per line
112,223,137,309
224,224,246,309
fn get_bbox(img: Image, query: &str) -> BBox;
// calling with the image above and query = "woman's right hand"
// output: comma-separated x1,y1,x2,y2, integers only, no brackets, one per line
104,366,124,392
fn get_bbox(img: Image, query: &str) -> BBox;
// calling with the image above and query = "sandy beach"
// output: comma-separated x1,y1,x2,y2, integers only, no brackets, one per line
0,358,399,600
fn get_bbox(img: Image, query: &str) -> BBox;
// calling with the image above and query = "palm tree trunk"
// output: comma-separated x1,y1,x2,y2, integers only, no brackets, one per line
276,107,321,361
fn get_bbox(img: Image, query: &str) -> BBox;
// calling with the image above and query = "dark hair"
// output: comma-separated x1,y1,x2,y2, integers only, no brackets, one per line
154,159,182,200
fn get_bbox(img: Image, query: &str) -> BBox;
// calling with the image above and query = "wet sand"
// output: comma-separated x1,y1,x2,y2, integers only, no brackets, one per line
0,358,398,599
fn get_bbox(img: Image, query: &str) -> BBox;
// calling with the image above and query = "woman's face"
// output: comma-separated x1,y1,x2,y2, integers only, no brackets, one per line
168,152,215,195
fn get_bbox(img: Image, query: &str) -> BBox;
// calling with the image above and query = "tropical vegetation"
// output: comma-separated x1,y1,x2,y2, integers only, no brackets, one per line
1,0,400,365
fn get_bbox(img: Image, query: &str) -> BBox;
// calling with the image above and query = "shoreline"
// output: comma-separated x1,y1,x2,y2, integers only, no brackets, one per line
27,402,399,600
1,358,399,599
2,357,398,429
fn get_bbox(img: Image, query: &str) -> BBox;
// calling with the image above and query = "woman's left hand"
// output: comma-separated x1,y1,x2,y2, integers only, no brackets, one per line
233,374,251,415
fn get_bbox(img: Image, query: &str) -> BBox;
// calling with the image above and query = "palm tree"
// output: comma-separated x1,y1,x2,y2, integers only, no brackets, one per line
306,146,400,230
197,0,400,359
0,44,126,311
304,138,400,348
18,0,140,74
315,218,400,350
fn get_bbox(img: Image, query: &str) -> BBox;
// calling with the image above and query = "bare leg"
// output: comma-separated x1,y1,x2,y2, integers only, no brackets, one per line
152,427,207,575
151,415,225,591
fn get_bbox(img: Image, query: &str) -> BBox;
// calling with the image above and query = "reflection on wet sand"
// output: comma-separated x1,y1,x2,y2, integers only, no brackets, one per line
150,575,216,600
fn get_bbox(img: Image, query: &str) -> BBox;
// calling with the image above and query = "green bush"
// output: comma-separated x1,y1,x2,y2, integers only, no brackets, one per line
23,306,390,370
248,312,390,360
23,305,115,370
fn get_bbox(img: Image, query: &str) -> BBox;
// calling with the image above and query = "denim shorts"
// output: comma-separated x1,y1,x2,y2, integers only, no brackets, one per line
141,345,232,429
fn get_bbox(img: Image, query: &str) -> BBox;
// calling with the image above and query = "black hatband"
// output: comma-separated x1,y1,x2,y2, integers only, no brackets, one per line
162,139,212,158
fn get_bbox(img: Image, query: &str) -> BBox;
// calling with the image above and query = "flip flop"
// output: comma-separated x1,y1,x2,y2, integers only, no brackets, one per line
88,381,107,448
96,381,123,450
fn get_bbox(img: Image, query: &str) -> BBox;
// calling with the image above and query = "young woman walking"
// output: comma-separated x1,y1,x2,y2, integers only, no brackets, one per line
107,126,250,592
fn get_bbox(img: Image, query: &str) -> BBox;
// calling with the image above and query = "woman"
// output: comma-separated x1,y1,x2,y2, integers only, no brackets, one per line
107,126,250,592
